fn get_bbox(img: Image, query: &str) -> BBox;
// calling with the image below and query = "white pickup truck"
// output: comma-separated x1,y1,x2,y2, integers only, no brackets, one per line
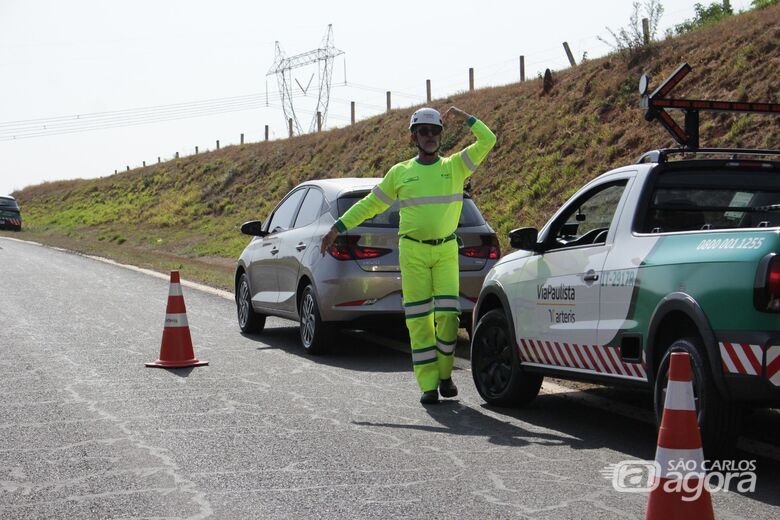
470,147,780,457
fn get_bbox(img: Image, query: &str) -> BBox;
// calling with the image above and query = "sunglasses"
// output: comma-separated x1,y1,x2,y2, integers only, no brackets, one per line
415,126,442,137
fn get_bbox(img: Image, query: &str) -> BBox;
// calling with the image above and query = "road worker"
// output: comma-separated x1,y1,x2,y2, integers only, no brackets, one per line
320,106,496,404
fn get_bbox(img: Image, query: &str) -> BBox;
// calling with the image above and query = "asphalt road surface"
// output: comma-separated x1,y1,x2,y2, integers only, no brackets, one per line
1,236,779,519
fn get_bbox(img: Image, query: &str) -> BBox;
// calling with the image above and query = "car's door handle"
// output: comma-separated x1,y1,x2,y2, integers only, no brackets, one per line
270,247,279,255
295,242,307,251
584,270,599,282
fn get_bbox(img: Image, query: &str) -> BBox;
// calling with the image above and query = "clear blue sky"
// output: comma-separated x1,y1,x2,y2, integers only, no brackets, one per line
0,0,754,195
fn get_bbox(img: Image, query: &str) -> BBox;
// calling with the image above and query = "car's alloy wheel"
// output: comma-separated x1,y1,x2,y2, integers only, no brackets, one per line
653,337,741,459
236,273,266,333
471,309,542,407
299,285,332,355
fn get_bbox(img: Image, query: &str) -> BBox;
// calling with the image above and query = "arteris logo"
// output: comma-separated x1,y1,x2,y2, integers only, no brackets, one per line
403,176,420,184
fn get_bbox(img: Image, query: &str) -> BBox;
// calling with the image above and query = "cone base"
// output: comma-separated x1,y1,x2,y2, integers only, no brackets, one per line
145,359,208,368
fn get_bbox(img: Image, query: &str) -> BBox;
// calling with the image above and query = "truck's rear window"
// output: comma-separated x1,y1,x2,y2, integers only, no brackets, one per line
338,194,485,228
641,169,780,232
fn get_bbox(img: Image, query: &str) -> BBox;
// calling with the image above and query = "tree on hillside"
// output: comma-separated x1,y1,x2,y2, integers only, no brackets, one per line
673,2,734,34
599,1,664,63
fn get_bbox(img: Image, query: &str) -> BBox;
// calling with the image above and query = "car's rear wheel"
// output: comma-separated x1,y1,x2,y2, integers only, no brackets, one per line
299,284,333,355
654,337,741,459
237,273,266,333
471,309,543,406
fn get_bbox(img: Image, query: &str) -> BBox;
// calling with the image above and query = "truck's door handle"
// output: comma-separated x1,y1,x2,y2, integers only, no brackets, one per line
270,247,279,255
584,270,599,282
295,242,307,251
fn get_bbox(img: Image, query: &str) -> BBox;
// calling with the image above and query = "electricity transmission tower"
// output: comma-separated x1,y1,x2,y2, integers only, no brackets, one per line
267,24,344,135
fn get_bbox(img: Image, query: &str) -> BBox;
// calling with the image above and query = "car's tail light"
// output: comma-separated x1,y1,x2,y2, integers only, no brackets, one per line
754,253,780,312
459,235,501,260
328,235,392,261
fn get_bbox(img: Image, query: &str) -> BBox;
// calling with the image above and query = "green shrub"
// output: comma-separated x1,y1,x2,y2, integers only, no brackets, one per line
674,2,733,34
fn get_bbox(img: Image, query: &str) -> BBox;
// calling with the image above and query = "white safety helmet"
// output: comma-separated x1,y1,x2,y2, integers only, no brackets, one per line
409,107,443,130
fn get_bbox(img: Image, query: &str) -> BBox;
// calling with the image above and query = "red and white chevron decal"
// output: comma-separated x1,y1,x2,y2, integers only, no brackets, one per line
719,342,763,376
518,338,647,381
1,218,21,226
766,346,780,387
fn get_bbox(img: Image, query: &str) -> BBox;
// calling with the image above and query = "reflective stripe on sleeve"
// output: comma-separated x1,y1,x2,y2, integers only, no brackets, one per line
164,313,189,327
412,346,438,365
461,149,477,172
371,185,394,205
398,193,463,208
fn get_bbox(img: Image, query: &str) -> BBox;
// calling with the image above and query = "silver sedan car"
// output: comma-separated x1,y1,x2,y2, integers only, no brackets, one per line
235,178,500,354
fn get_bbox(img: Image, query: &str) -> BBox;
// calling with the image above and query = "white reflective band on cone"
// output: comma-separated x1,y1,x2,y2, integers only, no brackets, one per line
168,283,183,297
664,380,696,411
654,446,706,478
165,313,189,327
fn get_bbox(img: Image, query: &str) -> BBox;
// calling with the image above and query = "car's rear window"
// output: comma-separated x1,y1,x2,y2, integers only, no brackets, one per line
337,193,485,228
641,169,780,232
0,198,18,208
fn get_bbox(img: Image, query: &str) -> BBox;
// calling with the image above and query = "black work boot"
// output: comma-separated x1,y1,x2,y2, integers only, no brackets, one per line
420,390,439,404
439,378,458,398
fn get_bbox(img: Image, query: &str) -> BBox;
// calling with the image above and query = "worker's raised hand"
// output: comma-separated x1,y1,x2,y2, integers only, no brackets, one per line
320,226,339,256
442,106,470,124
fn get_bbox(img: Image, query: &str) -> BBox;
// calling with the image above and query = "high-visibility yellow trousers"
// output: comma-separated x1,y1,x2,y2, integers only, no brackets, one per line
399,237,460,392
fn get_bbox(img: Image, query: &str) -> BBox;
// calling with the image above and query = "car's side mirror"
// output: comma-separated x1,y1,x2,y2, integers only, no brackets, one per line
509,227,541,252
240,220,268,237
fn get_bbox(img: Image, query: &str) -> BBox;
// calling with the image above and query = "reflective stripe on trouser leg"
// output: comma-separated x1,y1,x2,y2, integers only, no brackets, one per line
432,240,460,381
400,238,439,392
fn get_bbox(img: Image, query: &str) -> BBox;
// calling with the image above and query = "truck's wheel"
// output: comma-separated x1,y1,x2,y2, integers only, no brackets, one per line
237,273,266,333
471,309,543,407
299,285,332,355
654,337,741,459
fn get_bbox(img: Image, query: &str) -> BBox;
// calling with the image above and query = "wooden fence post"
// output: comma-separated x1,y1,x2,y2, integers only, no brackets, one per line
288,118,293,137
240,133,244,145
157,157,161,164
195,146,198,154
317,111,322,132
469,68,474,91
642,18,650,45
563,42,576,66
115,169,117,174
216,140,220,150
426,79,431,103
126,166,130,171
520,56,525,82
175,152,179,159
351,102,355,124
265,125,269,141
386,91,391,113
143,161,146,167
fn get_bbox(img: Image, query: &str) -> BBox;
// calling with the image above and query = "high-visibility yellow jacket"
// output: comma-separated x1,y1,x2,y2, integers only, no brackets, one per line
335,117,496,240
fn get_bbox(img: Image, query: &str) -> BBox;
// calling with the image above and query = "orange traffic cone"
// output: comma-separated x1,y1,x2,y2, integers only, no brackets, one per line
145,271,208,369
645,352,713,520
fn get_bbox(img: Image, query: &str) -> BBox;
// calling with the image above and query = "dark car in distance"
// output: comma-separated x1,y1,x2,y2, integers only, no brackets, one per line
0,196,22,231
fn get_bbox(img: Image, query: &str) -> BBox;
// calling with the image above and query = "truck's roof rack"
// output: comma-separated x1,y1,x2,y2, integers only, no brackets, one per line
637,148,780,164
639,63,780,149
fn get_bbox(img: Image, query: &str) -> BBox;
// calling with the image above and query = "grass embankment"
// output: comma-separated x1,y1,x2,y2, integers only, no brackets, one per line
6,6,780,291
